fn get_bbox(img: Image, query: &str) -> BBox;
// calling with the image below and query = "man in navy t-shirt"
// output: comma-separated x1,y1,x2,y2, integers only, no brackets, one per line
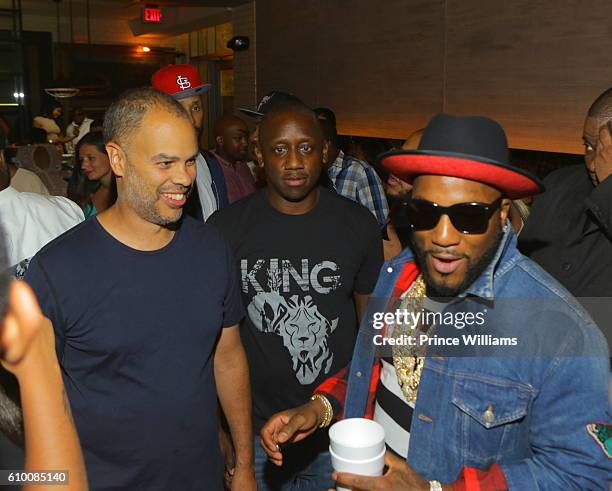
25,88,256,491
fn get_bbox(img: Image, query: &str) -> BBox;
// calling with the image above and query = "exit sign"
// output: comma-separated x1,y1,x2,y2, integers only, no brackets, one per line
142,5,162,23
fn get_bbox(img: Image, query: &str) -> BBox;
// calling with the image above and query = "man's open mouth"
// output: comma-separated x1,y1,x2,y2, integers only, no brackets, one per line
429,253,465,275
161,192,187,207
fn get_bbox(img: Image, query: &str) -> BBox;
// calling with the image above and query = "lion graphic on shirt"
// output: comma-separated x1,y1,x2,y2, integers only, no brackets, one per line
248,292,338,384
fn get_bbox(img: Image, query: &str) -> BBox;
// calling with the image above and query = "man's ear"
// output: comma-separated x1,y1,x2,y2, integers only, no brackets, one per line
322,140,330,165
500,198,511,226
254,142,265,169
105,142,127,178
215,136,223,148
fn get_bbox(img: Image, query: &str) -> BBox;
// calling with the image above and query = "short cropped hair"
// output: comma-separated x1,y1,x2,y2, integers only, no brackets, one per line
588,87,612,121
103,87,191,148
314,107,338,146
313,107,336,127
258,99,322,143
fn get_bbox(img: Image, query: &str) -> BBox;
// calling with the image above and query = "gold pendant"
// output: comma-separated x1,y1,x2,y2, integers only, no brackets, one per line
391,275,427,404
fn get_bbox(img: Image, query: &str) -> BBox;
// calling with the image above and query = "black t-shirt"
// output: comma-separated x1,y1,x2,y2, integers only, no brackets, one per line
208,188,383,430
25,217,244,491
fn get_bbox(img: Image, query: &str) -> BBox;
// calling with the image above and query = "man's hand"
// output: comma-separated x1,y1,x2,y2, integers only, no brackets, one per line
331,451,431,491
230,462,256,491
259,399,323,466
219,425,235,489
593,122,612,184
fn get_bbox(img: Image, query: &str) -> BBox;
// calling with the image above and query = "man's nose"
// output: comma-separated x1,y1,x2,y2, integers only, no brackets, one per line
172,163,195,188
285,148,305,170
430,214,461,248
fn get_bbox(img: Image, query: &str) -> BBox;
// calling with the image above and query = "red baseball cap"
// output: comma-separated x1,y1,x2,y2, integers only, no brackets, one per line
151,64,211,100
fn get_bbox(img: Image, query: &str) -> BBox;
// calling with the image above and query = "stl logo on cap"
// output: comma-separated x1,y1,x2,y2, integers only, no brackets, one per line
176,75,191,91
151,64,211,100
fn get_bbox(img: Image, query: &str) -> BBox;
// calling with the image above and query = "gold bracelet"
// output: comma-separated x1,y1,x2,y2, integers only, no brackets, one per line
429,480,442,491
310,394,333,428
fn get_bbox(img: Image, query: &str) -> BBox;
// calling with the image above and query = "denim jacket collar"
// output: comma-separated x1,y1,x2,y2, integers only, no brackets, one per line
458,223,520,301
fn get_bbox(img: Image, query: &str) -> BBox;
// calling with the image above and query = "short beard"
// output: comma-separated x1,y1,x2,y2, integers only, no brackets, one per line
414,228,503,298
123,159,189,226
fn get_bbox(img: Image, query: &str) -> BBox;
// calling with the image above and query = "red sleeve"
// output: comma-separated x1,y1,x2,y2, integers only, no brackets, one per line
315,362,381,421
363,362,380,420
315,367,349,419
452,464,508,491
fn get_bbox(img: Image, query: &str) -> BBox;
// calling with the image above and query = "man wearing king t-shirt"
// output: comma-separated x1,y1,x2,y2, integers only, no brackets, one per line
208,99,383,490
25,88,256,491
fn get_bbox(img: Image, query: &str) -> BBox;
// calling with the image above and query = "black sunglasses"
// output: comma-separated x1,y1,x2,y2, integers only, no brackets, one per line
406,198,503,234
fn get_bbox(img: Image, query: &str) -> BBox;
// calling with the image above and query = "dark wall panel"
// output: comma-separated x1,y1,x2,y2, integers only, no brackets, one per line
255,0,612,153
257,0,445,140
445,0,612,153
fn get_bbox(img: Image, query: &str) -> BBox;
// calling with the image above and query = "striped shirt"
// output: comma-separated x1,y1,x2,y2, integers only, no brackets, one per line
327,150,389,227
373,296,447,457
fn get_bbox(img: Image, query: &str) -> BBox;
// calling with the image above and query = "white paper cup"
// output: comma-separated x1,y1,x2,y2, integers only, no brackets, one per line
329,446,385,491
329,418,385,460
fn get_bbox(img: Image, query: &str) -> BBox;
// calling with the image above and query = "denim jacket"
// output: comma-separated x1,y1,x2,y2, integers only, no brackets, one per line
344,227,611,489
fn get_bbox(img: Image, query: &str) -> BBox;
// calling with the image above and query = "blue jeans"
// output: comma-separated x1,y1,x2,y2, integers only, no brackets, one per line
254,433,334,491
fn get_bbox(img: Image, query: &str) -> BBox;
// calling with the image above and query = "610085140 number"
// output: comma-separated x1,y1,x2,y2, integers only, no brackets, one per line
2,471,68,485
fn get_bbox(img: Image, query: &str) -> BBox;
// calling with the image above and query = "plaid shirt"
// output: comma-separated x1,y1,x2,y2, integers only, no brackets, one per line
314,259,508,491
327,150,389,227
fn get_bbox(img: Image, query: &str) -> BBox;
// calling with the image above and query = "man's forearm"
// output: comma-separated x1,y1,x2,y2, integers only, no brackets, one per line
214,339,253,467
18,360,87,490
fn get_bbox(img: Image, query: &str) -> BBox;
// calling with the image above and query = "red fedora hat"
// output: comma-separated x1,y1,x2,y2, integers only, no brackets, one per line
379,113,544,199
151,64,211,100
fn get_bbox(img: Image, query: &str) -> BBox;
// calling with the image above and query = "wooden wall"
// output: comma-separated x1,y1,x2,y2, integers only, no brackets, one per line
232,2,258,114
255,0,612,154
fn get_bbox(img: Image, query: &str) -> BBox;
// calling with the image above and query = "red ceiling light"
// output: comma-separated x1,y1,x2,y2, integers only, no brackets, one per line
142,4,162,23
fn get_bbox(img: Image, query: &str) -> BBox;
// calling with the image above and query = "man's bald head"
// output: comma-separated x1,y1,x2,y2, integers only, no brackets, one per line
214,115,246,138
588,87,612,122
583,87,612,186
214,115,249,163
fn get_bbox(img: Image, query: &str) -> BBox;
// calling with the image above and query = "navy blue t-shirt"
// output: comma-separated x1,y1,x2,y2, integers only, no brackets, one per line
25,216,243,491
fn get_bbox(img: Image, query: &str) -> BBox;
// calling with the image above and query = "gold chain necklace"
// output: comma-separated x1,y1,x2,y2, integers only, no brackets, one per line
391,274,428,404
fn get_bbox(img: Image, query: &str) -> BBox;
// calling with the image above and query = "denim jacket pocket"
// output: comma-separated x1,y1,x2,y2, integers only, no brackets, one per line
451,376,533,464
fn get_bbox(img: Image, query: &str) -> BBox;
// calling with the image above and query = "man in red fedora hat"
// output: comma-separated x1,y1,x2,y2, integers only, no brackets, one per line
260,113,610,490
152,64,229,221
